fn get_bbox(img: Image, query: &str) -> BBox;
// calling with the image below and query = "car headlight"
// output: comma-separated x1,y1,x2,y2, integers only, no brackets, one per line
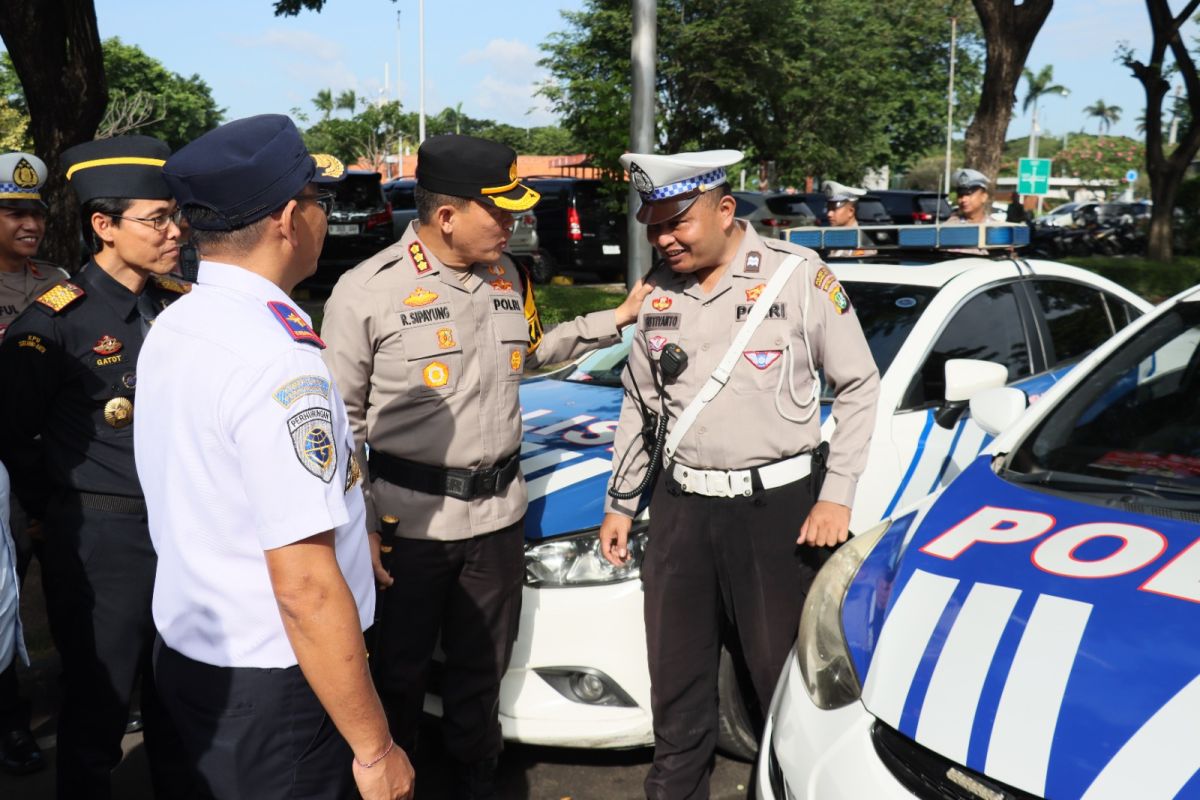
797,518,890,709
524,521,649,588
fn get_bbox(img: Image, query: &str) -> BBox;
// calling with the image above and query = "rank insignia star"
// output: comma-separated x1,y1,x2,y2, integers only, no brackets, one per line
408,242,433,274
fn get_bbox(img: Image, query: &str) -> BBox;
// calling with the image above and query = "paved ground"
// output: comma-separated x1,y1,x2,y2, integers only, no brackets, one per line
1,561,756,800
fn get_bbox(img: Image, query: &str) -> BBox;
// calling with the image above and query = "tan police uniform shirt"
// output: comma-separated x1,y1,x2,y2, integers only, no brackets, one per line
607,222,880,517
322,221,622,541
0,259,66,343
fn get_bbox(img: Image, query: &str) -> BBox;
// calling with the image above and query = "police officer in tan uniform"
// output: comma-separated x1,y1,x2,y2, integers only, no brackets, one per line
599,150,880,799
321,134,649,798
0,150,63,775
948,167,991,224
0,152,66,343
822,179,876,258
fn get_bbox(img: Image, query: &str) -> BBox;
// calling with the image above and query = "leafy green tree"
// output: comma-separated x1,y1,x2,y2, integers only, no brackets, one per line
1083,99,1122,135
313,88,334,120
540,0,983,189
0,99,30,150
1054,134,1141,182
335,89,357,116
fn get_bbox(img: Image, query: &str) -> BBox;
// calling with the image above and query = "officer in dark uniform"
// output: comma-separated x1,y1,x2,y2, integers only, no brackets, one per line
0,135,194,799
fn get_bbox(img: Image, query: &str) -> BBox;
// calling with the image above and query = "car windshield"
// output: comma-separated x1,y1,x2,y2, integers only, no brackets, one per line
556,280,936,390
1006,300,1200,506
334,176,384,213
916,196,952,218
1048,203,1078,217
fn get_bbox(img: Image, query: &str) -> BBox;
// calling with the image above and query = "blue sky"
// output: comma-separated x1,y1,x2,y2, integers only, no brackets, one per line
64,1,1200,146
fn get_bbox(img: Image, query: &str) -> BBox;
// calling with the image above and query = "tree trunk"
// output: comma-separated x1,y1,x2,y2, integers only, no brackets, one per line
962,0,1053,184
0,0,107,272
1147,170,1178,261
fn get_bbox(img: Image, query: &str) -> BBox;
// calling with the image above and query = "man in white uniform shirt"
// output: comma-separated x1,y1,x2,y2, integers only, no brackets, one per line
135,115,413,800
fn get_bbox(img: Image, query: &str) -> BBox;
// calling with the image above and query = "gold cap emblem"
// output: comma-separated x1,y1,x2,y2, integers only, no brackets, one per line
12,157,38,189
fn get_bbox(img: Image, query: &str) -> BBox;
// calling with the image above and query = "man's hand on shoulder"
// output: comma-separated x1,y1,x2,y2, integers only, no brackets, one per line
614,278,655,330
799,500,850,548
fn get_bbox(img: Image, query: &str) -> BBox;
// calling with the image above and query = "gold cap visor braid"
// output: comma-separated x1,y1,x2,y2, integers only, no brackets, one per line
485,182,541,212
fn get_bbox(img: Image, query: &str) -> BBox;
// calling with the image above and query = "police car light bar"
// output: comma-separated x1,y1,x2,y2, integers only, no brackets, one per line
784,222,1031,251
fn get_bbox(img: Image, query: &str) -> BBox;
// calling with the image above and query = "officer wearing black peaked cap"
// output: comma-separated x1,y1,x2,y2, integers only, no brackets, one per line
320,134,650,799
0,134,195,799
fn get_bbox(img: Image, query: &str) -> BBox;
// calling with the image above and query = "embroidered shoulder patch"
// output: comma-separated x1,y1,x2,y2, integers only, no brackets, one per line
288,407,337,482
827,284,850,314
273,375,331,407
814,267,837,292
35,281,85,313
267,301,326,348
408,242,433,275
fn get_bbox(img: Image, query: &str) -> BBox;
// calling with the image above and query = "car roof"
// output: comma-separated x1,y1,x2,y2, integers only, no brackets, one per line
831,257,1007,288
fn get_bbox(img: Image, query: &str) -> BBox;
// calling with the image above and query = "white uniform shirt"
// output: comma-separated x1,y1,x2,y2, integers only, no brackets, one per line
134,260,374,669
0,460,26,672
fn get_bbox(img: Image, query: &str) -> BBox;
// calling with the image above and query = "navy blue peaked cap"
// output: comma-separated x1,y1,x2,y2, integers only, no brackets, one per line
163,114,344,231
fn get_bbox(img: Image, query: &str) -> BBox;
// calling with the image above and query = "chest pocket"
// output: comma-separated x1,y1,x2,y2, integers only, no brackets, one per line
493,312,528,381
730,320,793,395
402,325,463,398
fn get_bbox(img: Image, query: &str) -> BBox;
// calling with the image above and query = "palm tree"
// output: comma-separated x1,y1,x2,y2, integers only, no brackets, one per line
312,88,333,121
335,90,358,117
1020,65,1069,157
1084,100,1122,135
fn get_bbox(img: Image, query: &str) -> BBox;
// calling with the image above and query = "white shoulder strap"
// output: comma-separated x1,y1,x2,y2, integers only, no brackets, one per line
665,254,803,459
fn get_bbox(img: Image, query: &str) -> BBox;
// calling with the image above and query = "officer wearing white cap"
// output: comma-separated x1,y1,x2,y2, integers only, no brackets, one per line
0,150,63,777
948,167,992,224
601,149,880,798
320,134,650,798
138,114,413,800
0,134,195,799
0,152,66,343
822,179,876,258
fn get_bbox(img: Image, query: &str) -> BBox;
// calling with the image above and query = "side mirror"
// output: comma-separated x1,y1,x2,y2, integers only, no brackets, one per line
935,359,1010,429
970,386,1029,437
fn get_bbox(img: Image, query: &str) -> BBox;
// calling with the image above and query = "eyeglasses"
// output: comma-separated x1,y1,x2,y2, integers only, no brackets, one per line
110,208,182,232
295,191,335,216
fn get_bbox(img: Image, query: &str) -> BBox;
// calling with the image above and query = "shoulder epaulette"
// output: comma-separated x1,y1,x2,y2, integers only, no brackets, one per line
34,281,85,314
267,301,326,349
151,275,192,294
28,258,66,280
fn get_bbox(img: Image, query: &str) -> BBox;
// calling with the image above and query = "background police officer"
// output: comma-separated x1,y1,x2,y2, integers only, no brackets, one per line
949,167,992,224
0,136,192,799
142,114,413,800
822,179,876,258
321,134,649,799
599,150,880,799
0,149,63,776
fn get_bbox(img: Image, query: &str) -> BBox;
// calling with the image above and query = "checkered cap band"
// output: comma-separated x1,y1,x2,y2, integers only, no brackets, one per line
0,182,34,195
645,167,727,201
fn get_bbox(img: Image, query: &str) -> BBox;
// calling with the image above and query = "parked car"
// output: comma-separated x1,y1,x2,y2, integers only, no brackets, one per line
733,191,817,239
758,280,1200,800
788,192,893,226
523,177,625,283
1036,201,1101,229
307,170,396,289
506,209,545,279
871,189,953,225
427,227,1150,758
382,177,418,234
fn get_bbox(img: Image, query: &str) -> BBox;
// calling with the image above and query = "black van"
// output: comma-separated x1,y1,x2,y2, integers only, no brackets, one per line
870,190,952,224
307,171,396,289
523,177,625,282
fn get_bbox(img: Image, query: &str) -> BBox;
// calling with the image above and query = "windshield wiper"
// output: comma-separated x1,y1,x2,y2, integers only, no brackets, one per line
1002,468,1200,499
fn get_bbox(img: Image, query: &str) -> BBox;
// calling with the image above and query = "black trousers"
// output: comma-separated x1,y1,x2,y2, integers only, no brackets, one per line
372,518,524,765
642,474,826,800
40,496,192,800
154,641,353,800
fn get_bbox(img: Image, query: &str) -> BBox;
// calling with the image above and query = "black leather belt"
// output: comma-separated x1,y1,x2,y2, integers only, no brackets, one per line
368,449,521,501
73,491,147,515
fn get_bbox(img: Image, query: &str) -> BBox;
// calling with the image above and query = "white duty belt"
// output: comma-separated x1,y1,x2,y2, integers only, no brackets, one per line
663,253,803,460
669,452,812,498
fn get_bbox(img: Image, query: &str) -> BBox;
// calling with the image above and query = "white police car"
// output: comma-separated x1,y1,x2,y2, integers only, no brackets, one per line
757,282,1200,799
493,225,1151,753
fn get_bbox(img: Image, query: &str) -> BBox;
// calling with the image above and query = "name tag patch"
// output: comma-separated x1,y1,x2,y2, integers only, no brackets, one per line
735,302,786,321
493,296,522,313
398,305,452,327
288,407,337,483
643,313,680,330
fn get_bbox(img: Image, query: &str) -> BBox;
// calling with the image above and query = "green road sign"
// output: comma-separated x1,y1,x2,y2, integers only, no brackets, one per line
1018,157,1052,195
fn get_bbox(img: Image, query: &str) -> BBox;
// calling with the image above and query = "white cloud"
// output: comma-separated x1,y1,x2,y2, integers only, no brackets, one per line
472,75,556,127
229,28,344,62
461,38,542,81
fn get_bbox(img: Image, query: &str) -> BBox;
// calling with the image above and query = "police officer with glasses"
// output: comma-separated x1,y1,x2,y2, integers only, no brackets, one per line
600,149,880,800
0,135,193,799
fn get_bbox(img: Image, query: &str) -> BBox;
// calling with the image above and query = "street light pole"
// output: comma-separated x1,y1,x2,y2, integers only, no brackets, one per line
418,0,426,144
627,0,656,289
